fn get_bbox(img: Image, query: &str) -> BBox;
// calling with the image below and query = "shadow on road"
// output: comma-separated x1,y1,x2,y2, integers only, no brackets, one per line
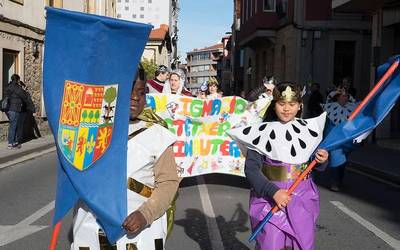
175,203,250,250
180,173,250,190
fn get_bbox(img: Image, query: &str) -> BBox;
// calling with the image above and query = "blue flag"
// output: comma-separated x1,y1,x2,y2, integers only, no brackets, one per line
43,8,151,242
319,56,400,154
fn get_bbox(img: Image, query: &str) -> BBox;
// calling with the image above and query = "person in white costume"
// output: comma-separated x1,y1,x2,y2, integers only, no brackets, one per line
71,65,180,250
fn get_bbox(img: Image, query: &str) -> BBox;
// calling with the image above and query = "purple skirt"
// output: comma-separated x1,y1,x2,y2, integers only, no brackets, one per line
249,178,319,250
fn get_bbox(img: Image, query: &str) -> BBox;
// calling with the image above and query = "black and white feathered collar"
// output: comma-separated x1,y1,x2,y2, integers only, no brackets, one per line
227,113,326,164
323,102,357,125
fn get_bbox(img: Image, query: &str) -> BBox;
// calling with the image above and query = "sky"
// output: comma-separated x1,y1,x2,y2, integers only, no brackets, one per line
178,0,233,63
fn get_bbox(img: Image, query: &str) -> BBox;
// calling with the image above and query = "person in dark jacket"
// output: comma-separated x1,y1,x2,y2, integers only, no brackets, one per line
5,74,35,149
17,81,40,143
306,82,324,118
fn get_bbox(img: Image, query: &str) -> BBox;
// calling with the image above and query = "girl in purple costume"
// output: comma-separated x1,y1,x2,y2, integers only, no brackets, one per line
245,82,329,250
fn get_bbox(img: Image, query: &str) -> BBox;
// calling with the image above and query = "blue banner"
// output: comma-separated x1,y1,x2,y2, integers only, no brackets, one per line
320,56,400,154
44,7,151,242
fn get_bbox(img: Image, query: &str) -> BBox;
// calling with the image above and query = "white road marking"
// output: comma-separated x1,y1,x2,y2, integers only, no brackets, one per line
0,201,55,246
0,147,56,170
330,201,400,249
197,176,225,250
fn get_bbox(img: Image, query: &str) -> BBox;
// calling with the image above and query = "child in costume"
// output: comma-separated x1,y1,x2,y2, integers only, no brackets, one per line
228,82,329,250
71,65,180,250
206,77,222,99
323,88,357,192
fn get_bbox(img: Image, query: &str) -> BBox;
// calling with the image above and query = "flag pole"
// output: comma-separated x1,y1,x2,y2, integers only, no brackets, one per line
49,221,62,250
249,59,399,242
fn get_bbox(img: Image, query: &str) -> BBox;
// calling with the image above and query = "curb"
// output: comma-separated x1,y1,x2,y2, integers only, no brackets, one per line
348,161,400,186
0,144,56,170
0,143,55,164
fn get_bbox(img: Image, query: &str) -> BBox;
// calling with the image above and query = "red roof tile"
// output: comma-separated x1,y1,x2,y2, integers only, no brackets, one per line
149,24,169,40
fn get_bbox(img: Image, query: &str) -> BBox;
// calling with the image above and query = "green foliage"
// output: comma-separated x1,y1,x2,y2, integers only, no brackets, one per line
141,58,157,79
104,87,117,104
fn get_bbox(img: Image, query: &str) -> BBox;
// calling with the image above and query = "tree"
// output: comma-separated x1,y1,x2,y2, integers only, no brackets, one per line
103,87,117,124
141,58,157,79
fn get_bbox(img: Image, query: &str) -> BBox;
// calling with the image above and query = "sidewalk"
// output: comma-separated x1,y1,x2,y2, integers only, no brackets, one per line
0,134,55,169
0,134,399,185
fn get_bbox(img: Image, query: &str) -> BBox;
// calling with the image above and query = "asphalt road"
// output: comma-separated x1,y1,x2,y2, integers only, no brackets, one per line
0,152,399,249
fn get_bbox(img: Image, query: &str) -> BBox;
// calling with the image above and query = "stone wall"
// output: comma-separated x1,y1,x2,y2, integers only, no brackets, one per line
0,34,51,143
23,39,51,138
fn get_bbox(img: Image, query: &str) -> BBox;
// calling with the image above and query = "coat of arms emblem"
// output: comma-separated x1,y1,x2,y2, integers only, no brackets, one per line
57,80,118,171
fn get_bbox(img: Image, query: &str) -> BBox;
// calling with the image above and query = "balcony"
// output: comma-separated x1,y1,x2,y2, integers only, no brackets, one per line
187,70,217,78
332,0,385,13
187,59,217,67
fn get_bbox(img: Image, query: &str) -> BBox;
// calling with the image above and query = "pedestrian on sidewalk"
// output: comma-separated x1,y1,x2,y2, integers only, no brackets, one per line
71,64,180,250
306,82,324,118
238,82,329,249
5,74,35,149
16,81,40,144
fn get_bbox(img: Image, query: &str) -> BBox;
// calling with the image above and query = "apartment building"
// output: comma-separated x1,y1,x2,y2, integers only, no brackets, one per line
116,0,179,68
186,44,223,94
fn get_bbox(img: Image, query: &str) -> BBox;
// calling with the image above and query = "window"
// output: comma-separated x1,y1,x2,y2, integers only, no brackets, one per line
280,45,286,80
125,6,129,10
245,0,248,21
140,14,144,18
263,0,275,11
125,0,129,2
2,50,19,96
276,0,288,18
250,0,252,17
117,0,121,2
47,0,62,7
148,0,152,3
132,14,137,18
140,6,144,11
117,13,121,18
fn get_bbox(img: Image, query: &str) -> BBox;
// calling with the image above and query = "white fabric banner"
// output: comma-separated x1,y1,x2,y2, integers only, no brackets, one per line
146,94,263,177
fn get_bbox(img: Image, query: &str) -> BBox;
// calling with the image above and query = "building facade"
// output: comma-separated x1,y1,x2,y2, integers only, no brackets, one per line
116,0,179,68
233,0,400,140
0,0,116,141
332,0,400,139
186,44,223,94
232,0,371,98
142,24,172,66
219,35,233,95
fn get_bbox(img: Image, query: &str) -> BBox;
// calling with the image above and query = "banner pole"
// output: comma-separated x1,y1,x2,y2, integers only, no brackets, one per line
49,221,62,250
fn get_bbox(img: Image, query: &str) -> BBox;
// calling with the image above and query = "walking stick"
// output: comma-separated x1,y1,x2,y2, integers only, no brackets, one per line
249,59,399,242
49,221,62,250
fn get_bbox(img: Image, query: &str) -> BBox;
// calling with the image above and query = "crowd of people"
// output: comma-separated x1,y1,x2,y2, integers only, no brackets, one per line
3,62,353,249
140,65,358,249
145,65,223,99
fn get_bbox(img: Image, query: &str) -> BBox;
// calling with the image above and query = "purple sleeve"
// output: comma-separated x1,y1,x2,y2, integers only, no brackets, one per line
245,149,279,199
